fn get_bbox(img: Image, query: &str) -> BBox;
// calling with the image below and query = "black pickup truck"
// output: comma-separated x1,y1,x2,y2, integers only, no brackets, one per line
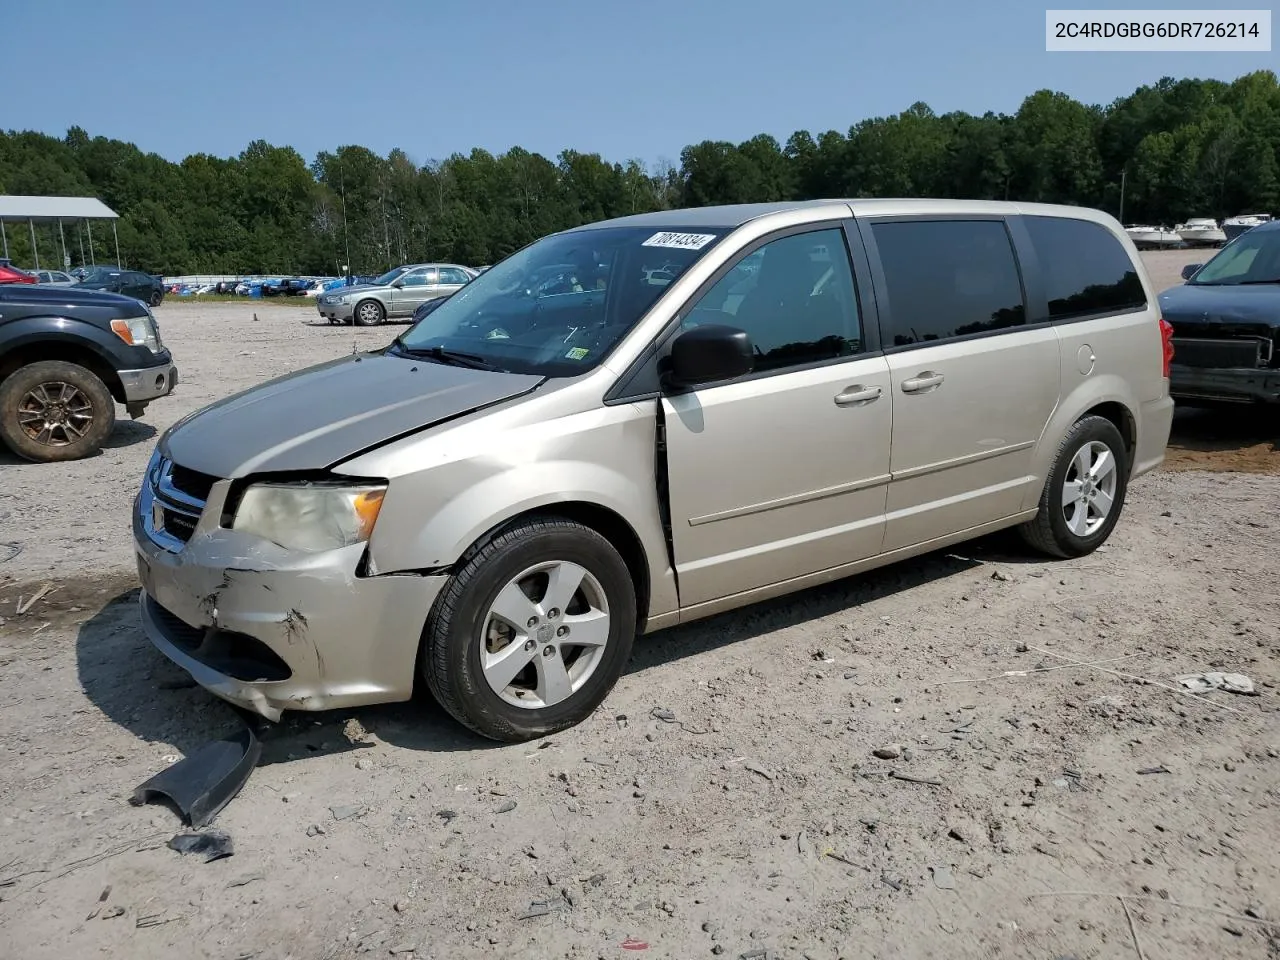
0,285,178,462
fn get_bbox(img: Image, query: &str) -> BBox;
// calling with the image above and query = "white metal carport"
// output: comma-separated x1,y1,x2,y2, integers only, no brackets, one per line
0,195,121,271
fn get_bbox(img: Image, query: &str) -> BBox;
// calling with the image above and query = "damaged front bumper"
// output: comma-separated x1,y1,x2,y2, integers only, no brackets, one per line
133,474,447,721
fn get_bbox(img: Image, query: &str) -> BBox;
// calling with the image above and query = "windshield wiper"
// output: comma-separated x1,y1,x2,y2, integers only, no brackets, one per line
1234,278,1280,285
393,342,496,370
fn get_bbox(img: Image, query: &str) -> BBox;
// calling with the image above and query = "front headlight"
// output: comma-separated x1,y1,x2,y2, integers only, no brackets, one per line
110,313,160,352
232,482,386,552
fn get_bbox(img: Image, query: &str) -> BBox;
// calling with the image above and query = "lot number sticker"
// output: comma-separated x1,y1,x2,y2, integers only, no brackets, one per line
642,232,717,250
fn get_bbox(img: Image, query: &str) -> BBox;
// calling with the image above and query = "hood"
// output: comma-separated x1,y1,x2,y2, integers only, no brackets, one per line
161,352,544,479
1158,282,1280,333
0,284,145,311
321,284,385,299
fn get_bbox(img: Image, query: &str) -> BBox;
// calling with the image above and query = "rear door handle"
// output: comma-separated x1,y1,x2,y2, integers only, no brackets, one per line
834,385,882,406
901,372,944,394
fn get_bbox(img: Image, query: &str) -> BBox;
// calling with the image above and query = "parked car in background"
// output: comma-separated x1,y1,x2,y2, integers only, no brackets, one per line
0,264,37,284
1159,218,1280,405
316,263,477,325
133,199,1172,742
77,267,165,306
0,284,177,462
35,270,79,287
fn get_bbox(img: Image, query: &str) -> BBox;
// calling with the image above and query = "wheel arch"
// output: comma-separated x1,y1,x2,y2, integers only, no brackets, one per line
1025,376,1141,512
428,500,653,634
0,339,125,402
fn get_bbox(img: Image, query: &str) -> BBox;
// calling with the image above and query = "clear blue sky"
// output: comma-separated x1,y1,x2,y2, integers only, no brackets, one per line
6,0,1275,167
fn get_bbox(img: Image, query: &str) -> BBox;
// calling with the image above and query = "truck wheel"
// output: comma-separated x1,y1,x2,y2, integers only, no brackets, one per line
1019,415,1129,558
0,361,116,462
353,299,385,326
421,517,637,742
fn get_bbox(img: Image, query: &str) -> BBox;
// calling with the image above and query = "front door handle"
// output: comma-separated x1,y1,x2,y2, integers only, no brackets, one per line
834,385,883,406
901,371,945,394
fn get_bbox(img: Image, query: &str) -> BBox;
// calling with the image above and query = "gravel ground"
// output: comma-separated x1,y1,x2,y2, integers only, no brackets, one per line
0,251,1277,960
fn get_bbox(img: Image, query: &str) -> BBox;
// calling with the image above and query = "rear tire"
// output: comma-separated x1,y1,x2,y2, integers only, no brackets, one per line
0,360,116,463
149,291,163,307
421,517,637,742
1019,415,1129,558
353,299,385,326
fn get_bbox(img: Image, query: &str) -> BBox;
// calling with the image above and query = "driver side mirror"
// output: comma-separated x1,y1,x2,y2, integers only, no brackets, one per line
1181,263,1202,280
665,324,754,388
391,279,405,289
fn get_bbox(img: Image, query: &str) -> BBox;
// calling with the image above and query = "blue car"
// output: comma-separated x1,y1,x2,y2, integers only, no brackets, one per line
1159,219,1280,405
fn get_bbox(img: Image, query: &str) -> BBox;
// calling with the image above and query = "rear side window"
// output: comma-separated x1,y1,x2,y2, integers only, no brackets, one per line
1023,216,1146,320
870,220,1026,347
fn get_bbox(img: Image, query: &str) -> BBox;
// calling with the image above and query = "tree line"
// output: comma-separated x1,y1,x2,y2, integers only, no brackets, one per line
1,70,1277,277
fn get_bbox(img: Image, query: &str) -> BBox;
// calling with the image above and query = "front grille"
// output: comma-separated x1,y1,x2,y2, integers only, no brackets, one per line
1171,337,1267,369
169,464,218,501
162,510,198,541
146,457,221,548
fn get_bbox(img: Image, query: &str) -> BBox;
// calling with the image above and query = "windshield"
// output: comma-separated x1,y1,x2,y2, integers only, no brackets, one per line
79,267,119,284
1189,230,1280,285
373,267,410,287
390,226,724,376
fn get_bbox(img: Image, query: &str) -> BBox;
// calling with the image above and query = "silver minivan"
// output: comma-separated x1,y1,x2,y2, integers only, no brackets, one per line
134,200,1175,741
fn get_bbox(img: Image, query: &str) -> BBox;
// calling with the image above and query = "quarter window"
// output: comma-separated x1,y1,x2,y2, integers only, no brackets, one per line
684,227,863,374
871,219,1026,347
1023,216,1146,319
439,267,471,284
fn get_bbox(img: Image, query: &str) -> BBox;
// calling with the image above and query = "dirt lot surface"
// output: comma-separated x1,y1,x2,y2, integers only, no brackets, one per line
1,255,1278,960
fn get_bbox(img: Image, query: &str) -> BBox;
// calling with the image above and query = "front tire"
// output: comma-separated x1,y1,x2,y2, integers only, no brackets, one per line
0,360,116,462
1019,415,1129,558
149,291,163,307
353,299,385,326
421,517,637,742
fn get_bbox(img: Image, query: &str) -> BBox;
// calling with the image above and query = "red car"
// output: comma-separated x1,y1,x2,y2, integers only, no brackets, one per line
0,264,37,284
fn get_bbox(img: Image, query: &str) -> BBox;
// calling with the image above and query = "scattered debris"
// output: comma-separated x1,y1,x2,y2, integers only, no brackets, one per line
167,829,234,862
872,745,902,760
355,757,375,771
388,944,417,955
306,824,325,837
131,725,261,828
136,912,181,929
342,717,371,744
436,809,458,823
991,570,1010,582
649,706,709,734
930,865,956,890
516,895,570,920
226,873,264,889
101,906,125,919
1174,672,1256,696
495,800,518,814
1027,646,1252,716
879,872,903,891
1137,766,1171,776
330,804,364,821
891,771,943,786
615,714,628,729
15,583,53,615
744,761,775,781
621,939,648,951
0,543,23,564
584,756,615,767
